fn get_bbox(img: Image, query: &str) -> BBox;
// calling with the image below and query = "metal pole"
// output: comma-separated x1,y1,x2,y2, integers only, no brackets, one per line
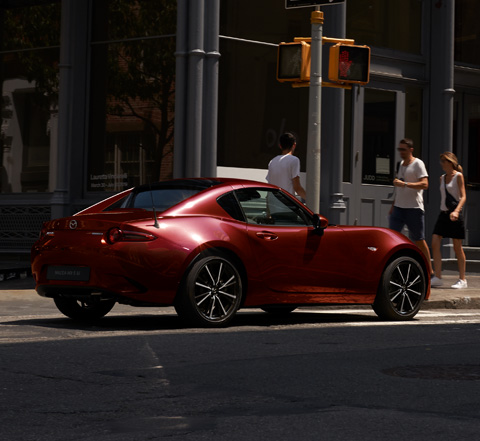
305,9,323,213
185,0,205,177
173,0,188,178
322,3,346,223
202,0,220,177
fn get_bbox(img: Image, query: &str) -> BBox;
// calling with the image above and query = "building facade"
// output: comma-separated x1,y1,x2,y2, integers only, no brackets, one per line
0,0,479,257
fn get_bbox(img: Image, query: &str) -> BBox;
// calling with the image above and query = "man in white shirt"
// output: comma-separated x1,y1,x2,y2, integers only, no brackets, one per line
389,138,433,275
266,132,306,200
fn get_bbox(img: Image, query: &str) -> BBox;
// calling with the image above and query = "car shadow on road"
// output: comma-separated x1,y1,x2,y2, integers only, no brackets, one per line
5,308,382,332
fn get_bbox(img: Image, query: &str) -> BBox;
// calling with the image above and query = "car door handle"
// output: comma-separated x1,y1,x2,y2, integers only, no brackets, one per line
256,231,278,241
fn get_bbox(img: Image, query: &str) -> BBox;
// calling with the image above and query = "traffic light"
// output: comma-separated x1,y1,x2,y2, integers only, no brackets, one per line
276,41,311,83
328,44,370,84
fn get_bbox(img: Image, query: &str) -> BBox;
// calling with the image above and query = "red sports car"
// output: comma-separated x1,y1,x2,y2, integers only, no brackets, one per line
31,178,430,327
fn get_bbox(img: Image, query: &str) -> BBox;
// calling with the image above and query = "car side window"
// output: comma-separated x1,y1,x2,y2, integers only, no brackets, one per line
235,188,311,227
217,191,246,222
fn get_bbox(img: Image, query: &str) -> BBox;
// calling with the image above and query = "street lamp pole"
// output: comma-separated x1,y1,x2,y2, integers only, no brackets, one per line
305,8,323,213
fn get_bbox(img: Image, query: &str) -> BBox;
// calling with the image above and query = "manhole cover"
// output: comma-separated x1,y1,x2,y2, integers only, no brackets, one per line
382,365,480,381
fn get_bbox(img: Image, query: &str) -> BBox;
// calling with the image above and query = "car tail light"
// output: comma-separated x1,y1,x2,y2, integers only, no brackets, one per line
106,227,123,244
105,227,156,244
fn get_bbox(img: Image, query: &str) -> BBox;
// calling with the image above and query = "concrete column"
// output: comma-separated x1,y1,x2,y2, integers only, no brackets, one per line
51,0,74,219
201,0,220,177
321,3,346,223
426,0,455,245
173,0,188,178
185,0,205,177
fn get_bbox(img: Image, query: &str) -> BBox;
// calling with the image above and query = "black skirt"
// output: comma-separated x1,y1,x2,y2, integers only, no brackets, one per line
432,211,465,239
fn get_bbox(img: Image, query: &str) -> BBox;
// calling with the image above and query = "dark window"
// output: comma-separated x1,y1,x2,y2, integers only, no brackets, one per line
88,0,176,192
218,1,309,172
217,192,246,222
235,188,311,226
346,0,422,55
1,1,61,193
362,89,396,185
121,179,220,212
455,0,480,66
466,97,480,186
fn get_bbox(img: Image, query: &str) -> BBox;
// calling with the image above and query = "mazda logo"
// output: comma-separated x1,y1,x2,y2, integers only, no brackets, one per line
69,220,78,230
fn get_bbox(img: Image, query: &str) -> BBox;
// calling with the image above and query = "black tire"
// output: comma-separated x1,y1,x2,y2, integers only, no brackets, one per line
373,256,426,321
261,306,297,314
175,255,243,327
53,297,116,320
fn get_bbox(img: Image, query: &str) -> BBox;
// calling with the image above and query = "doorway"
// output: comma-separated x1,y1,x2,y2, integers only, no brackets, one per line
342,86,405,227
455,93,480,245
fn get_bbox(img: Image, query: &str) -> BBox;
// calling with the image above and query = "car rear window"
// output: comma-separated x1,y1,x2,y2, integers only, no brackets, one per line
117,179,220,212
131,188,201,211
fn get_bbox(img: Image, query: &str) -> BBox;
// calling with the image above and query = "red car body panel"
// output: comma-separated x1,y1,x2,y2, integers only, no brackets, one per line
31,178,430,310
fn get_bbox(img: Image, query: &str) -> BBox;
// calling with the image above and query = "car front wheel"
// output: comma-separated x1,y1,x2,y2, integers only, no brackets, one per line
373,256,426,321
53,297,116,320
175,255,243,327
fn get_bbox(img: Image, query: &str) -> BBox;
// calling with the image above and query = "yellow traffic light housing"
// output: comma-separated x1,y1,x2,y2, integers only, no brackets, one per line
276,41,311,83
328,44,370,85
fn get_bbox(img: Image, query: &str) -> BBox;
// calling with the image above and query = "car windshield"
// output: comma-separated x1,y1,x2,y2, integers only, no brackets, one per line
118,179,220,212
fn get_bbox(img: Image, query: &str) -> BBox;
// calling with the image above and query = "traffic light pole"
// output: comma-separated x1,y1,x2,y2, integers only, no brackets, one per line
305,9,323,213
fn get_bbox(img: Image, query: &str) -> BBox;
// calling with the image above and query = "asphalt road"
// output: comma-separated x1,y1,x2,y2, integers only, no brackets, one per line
1,288,480,441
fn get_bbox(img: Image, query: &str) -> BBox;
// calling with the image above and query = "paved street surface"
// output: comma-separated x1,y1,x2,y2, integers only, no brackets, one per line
1,280,480,441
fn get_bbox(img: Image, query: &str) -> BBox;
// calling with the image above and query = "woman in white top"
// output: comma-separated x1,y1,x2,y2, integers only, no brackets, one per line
431,152,467,289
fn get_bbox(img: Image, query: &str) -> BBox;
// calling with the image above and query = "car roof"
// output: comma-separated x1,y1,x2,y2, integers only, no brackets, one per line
132,177,279,192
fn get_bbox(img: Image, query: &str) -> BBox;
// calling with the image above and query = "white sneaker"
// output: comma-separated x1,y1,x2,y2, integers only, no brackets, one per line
451,279,468,289
430,276,443,287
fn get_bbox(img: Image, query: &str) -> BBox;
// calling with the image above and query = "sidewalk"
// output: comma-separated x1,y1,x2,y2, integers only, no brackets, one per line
423,273,480,310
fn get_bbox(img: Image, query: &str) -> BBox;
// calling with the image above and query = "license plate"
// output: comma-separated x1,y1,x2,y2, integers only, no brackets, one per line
46,266,90,281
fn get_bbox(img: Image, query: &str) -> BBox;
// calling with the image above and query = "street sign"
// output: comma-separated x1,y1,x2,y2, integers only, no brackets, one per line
286,0,345,9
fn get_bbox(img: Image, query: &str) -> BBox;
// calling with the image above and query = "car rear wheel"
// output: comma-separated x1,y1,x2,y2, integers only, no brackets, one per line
373,256,426,320
175,255,243,327
53,297,116,320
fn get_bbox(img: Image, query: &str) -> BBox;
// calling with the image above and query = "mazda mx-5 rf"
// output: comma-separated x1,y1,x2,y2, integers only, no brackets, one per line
31,178,430,327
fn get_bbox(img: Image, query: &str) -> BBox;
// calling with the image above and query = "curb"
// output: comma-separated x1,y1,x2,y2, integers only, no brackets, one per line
422,295,480,310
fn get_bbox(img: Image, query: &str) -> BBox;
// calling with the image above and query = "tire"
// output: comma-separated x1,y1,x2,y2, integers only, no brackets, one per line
54,297,116,320
373,256,426,321
175,255,243,327
261,306,297,314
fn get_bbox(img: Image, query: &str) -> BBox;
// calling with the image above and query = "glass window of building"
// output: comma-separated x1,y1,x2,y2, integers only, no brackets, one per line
346,0,422,55
455,0,480,66
218,0,310,173
0,1,60,193
362,89,396,185
466,97,480,186
343,89,352,183
88,0,176,192
405,86,423,159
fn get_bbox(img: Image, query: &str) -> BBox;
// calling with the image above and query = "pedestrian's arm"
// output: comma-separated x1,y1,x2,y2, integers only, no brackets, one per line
394,176,428,190
450,173,467,221
292,176,306,200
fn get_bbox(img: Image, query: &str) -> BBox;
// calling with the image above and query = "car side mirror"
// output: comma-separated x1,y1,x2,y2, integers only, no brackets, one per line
312,214,328,236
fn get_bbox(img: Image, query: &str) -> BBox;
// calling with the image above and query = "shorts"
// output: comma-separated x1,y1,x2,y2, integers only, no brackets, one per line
389,206,425,241
433,211,465,239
